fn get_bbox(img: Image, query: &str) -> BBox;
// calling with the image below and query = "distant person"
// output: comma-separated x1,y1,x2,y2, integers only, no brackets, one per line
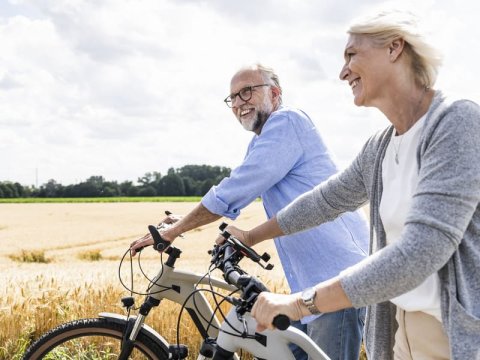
223,10,480,360
131,63,369,359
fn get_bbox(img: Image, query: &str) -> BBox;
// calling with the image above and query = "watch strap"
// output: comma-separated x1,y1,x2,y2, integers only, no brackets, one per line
302,287,321,315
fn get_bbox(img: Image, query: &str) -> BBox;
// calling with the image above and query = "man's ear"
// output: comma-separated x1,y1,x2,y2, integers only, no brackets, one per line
271,86,281,101
389,38,405,62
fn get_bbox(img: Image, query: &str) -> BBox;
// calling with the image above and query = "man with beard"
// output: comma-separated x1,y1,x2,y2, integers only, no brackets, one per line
130,63,369,360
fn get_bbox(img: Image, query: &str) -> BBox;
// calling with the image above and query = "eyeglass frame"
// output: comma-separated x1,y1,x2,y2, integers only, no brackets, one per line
223,84,271,108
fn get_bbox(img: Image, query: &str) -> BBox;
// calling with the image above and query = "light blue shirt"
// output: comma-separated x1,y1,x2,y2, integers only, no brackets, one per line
202,106,368,293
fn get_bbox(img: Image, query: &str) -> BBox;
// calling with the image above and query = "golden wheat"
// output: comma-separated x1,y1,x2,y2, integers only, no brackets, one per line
0,202,366,359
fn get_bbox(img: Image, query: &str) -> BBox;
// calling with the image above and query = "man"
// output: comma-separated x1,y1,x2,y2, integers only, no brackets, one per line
131,63,369,360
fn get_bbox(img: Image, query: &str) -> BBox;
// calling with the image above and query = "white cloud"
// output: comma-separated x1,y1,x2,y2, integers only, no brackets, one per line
0,0,479,186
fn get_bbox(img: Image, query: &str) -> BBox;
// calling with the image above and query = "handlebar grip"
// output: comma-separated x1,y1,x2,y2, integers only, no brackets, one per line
272,314,290,331
148,225,171,251
165,210,172,216
134,245,146,253
219,222,228,232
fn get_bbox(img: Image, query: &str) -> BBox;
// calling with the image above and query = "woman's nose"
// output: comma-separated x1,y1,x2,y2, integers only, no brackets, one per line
339,63,350,81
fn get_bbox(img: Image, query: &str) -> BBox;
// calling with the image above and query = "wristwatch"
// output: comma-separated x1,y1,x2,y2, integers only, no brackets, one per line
301,287,321,315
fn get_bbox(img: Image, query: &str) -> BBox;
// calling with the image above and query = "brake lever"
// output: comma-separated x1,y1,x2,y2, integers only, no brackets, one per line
222,230,261,262
148,225,171,251
220,227,274,270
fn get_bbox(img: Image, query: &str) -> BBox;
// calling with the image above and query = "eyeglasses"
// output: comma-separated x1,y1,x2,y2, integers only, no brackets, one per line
223,84,270,108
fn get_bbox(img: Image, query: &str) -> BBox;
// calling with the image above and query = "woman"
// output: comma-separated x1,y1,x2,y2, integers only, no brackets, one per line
225,10,480,360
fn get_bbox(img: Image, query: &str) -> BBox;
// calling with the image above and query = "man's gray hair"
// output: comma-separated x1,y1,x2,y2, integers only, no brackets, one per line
248,63,283,104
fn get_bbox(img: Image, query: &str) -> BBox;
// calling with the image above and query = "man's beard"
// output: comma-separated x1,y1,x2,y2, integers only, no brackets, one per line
241,96,274,133
241,110,270,132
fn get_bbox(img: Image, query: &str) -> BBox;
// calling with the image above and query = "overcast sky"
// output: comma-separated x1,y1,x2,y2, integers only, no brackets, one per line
1,0,479,186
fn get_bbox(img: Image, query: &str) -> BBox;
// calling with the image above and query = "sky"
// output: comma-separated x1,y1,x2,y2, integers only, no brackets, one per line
1,0,479,187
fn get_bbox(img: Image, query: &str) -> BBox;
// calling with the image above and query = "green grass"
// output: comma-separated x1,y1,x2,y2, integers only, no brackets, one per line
0,196,202,204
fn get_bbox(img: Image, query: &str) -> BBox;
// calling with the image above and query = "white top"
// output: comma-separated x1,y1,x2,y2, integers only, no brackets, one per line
380,114,442,322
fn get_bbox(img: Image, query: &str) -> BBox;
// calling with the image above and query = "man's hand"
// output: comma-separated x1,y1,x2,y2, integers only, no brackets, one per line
215,225,253,247
130,233,154,256
251,292,306,332
159,212,183,226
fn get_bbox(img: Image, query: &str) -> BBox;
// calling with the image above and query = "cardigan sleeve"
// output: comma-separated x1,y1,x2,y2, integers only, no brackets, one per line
340,99,480,307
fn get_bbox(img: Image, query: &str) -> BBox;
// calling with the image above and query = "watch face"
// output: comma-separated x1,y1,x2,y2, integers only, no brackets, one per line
302,287,316,301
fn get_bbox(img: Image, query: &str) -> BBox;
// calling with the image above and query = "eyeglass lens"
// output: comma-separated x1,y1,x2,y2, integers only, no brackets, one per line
225,87,253,107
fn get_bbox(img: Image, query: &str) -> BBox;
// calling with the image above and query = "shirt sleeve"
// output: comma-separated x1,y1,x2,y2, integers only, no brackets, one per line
202,112,303,219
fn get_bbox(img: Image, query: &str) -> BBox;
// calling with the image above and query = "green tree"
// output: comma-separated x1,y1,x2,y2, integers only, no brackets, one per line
119,181,135,196
0,183,14,198
160,173,185,196
37,179,63,197
200,179,215,196
1,164,231,198
177,165,230,182
138,186,156,196
182,177,195,195
174,165,230,195
13,182,25,197
138,172,161,187
102,185,119,197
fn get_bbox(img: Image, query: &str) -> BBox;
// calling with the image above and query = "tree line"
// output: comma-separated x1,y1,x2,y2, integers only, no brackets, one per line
0,165,231,198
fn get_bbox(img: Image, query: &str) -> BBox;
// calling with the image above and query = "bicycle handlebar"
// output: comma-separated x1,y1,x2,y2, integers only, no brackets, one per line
217,223,291,331
148,225,171,251
146,219,291,330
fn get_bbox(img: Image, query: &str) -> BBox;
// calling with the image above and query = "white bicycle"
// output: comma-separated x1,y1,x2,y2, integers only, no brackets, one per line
23,220,330,360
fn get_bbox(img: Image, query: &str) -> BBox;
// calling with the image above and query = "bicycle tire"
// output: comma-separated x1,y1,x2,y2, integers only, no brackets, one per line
22,317,169,360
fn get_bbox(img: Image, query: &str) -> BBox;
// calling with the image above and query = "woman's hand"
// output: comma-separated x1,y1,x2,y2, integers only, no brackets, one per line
251,292,306,332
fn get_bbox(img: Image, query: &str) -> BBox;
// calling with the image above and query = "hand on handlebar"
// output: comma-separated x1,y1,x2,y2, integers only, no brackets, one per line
130,233,154,256
130,226,174,256
130,211,179,256
159,212,183,226
251,292,304,332
215,225,253,247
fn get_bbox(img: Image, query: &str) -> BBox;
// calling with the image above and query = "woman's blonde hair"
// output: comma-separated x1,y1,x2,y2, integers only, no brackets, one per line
348,10,443,88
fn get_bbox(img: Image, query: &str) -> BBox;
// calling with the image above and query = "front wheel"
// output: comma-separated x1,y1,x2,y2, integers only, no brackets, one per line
22,317,169,360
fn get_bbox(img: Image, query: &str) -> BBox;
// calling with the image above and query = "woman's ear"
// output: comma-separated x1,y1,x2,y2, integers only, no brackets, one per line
389,38,405,62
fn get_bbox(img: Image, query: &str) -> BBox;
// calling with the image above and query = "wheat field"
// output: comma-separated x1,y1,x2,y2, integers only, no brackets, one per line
0,201,367,359
0,201,290,359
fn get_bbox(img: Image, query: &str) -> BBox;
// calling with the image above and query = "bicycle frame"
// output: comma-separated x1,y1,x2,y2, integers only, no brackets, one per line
147,263,238,339
218,310,329,359
23,224,333,360
118,250,330,360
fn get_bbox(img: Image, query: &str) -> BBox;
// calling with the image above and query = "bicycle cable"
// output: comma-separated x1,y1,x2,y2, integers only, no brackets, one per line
118,247,172,297
187,257,259,339
204,263,243,336
190,262,242,335
174,286,257,352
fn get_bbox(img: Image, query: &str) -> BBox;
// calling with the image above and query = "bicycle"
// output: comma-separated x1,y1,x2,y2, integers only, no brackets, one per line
22,220,331,360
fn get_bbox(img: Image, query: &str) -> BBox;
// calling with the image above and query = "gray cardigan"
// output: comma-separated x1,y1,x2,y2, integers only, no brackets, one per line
277,91,480,359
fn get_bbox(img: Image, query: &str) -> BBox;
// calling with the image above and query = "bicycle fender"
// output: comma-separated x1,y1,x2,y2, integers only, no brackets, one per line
99,312,170,351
